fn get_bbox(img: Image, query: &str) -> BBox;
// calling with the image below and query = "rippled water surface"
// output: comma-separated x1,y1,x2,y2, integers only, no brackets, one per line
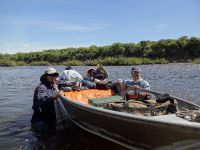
0,64,200,150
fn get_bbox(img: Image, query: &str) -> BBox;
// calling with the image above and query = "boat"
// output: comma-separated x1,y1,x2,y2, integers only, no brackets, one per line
60,88,200,149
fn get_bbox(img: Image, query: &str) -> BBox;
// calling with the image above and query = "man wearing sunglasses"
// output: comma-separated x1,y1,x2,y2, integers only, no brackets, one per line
125,67,150,90
124,67,150,100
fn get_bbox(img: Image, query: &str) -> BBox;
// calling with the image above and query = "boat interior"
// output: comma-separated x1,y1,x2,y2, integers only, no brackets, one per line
63,88,200,122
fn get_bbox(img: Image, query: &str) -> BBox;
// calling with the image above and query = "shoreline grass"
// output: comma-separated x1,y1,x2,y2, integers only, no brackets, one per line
0,57,177,67
0,59,16,67
193,58,200,64
1,57,200,67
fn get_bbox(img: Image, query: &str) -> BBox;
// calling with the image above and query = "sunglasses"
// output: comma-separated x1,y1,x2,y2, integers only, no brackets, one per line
132,71,140,74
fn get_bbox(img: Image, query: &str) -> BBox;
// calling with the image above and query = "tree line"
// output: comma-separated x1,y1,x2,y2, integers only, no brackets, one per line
0,36,200,66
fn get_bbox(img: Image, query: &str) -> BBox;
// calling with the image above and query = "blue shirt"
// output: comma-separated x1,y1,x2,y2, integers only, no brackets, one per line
125,78,150,90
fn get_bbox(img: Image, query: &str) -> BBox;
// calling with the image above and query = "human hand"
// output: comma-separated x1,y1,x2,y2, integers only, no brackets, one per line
54,90,64,99
132,85,139,90
94,78,101,83
59,90,64,96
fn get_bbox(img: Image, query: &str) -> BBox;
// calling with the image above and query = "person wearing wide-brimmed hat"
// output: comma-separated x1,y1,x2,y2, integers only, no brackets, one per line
82,64,109,89
31,67,64,131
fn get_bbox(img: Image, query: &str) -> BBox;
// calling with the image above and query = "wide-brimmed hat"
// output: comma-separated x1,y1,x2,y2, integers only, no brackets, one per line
44,67,59,76
87,68,96,73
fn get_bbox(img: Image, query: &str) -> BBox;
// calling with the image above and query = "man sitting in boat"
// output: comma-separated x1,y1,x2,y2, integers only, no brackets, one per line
31,68,64,131
108,67,178,115
82,64,109,89
111,66,150,101
59,66,83,91
125,67,150,90
118,67,150,100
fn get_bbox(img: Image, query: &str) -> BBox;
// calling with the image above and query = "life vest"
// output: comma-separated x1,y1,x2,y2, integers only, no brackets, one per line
127,90,148,101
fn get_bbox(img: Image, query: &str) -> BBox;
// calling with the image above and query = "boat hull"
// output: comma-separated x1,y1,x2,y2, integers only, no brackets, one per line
60,95,200,149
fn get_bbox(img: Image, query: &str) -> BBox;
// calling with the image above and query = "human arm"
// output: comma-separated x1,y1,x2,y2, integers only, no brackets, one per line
125,79,150,90
94,78,108,84
36,85,64,107
141,80,150,90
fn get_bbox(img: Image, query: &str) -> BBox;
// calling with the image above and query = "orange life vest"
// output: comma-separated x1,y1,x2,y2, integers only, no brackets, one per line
127,90,147,100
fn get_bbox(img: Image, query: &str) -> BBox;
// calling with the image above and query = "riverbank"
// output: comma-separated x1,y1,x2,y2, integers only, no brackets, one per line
1,36,200,67
1,57,200,67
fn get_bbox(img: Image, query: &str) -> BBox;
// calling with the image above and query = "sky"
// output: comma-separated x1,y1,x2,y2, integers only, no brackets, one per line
0,0,200,54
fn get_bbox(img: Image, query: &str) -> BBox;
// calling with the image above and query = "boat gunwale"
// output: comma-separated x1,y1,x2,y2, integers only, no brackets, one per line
60,90,200,129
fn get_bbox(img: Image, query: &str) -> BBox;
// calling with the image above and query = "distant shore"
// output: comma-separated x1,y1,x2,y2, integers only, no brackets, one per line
0,57,200,67
1,36,200,67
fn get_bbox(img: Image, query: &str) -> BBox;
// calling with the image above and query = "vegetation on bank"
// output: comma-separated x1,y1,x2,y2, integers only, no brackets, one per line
193,57,200,64
0,36,200,66
0,59,16,67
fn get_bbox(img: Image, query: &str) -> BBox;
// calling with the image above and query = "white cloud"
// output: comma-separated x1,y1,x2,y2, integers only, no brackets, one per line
138,23,169,33
1,17,109,33
2,42,41,54
1,42,94,54
52,23,107,32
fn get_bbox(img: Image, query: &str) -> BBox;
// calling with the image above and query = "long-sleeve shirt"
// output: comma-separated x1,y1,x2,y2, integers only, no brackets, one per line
125,78,150,90
31,76,56,128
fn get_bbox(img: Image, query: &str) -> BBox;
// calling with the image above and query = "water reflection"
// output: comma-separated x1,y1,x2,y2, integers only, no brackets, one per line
30,125,128,150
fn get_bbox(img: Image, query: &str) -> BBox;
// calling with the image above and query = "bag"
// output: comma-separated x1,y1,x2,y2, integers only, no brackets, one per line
176,109,200,122
104,98,178,116
59,81,82,91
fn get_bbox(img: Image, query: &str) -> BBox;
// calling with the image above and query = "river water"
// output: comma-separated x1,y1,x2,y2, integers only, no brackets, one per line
0,64,200,150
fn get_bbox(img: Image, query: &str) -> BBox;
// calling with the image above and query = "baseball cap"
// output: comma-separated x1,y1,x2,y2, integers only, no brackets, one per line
131,67,141,74
44,67,59,76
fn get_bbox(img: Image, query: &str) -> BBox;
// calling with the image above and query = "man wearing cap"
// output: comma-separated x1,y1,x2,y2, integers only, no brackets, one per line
123,67,150,100
125,67,150,90
31,67,64,131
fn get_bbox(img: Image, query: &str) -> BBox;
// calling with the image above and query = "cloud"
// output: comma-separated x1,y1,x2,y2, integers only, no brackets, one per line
52,23,108,32
2,42,41,54
1,17,109,33
1,41,94,54
138,23,169,33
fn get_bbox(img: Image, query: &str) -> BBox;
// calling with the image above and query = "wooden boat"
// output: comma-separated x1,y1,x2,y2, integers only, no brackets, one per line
60,88,200,149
